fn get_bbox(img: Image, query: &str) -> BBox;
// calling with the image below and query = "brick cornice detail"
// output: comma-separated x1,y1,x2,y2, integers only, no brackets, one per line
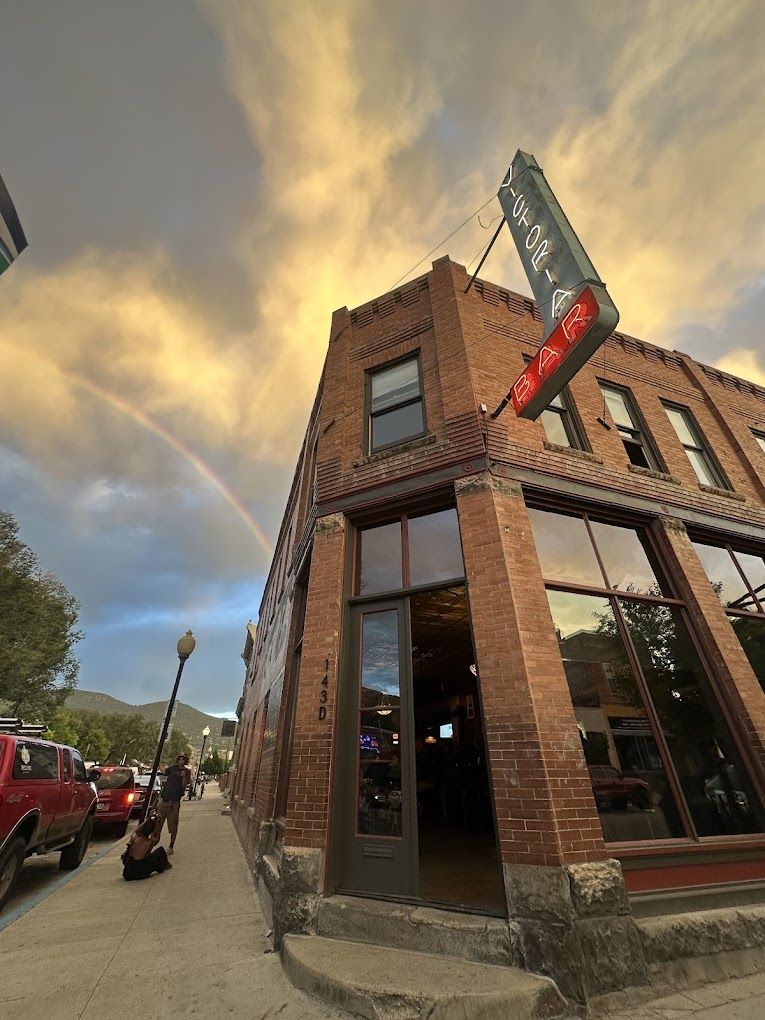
455,470,523,498
315,512,345,534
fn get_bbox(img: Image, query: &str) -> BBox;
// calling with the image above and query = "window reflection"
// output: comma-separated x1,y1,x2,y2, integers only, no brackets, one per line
620,600,763,837
735,553,765,607
358,709,402,837
731,617,765,694
527,508,603,587
692,542,759,612
360,611,400,702
408,508,465,587
547,590,684,842
372,402,425,451
359,521,402,595
589,521,665,595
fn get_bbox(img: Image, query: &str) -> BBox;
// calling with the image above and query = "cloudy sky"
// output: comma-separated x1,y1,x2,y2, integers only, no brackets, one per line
1,1,764,716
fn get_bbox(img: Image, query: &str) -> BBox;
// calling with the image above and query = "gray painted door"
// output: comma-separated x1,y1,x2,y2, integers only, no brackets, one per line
334,600,418,897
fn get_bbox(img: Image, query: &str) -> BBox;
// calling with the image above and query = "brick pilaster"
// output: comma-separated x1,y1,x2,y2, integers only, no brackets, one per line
455,471,607,866
282,512,346,850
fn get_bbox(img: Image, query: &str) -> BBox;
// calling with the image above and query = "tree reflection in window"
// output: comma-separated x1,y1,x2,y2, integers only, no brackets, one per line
532,505,765,844
692,539,765,695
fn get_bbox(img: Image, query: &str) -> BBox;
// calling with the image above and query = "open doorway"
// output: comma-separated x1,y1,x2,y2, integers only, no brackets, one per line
411,586,505,914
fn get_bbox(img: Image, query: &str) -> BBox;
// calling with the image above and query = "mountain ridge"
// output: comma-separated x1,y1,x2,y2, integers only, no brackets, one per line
64,690,235,745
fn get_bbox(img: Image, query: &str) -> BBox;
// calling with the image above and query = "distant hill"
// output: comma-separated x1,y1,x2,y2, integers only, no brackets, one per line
65,690,235,743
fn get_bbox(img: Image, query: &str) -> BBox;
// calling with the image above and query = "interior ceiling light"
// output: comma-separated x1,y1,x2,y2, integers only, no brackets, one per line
425,735,437,744
469,664,478,676
377,708,393,716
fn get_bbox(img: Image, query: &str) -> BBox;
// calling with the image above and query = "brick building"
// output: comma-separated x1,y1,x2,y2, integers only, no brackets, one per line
229,256,765,1003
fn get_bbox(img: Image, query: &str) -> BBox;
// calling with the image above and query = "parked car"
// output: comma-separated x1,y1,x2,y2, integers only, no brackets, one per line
0,727,97,911
89,766,135,836
588,764,652,810
131,774,161,818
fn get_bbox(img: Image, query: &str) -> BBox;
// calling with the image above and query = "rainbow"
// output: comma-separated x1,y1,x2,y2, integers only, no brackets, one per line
0,336,273,562
69,373,274,561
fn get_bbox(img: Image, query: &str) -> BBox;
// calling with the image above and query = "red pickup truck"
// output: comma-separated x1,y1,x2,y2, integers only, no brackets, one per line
0,727,97,910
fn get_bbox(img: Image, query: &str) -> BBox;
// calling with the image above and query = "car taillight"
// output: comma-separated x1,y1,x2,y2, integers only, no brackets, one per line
126,791,135,805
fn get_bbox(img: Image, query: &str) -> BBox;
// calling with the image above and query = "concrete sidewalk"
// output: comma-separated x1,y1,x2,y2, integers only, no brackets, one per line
0,787,343,1019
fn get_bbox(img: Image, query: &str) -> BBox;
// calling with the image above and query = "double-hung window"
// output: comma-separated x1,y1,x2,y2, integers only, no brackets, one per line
540,387,587,451
599,382,661,469
663,403,728,489
368,355,425,453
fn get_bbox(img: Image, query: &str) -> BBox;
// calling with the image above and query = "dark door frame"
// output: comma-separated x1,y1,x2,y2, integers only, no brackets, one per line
331,598,420,897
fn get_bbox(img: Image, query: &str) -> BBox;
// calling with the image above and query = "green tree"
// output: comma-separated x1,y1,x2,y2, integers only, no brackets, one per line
45,707,110,761
201,750,225,775
164,728,192,763
0,511,82,721
99,712,158,763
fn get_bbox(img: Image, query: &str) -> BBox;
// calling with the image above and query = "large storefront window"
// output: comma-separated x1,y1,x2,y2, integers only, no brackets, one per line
692,540,765,694
530,506,764,844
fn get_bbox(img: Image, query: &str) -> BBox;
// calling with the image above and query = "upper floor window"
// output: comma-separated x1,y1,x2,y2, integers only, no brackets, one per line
752,430,765,456
599,382,661,470
663,403,728,489
368,355,425,453
540,387,587,451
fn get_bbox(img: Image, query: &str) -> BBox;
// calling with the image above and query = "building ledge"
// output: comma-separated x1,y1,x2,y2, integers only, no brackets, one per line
354,432,439,467
543,441,603,464
628,464,681,485
699,483,746,502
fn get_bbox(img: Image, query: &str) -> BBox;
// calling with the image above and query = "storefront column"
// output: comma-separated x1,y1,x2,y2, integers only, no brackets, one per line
656,516,765,773
275,511,346,942
455,472,647,1002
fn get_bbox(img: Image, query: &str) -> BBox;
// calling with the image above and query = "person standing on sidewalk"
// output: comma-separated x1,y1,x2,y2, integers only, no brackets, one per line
154,753,190,854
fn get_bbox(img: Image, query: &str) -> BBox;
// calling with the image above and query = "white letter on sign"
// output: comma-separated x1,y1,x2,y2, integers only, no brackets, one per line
525,224,541,250
562,302,591,342
531,239,549,270
512,372,532,404
512,194,525,218
538,346,561,377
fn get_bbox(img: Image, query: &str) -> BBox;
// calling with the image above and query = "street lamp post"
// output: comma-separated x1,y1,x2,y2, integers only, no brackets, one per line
192,726,210,798
140,630,196,823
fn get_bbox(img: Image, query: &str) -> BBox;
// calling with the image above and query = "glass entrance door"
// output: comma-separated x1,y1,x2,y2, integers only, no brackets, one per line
334,600,419,897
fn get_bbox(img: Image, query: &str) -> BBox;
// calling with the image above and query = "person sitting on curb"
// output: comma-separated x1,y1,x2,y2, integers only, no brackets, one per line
121,815,172,881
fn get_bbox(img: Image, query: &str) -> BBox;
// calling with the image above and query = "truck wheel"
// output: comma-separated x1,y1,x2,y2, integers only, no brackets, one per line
60,815,93,871
0,837,26,910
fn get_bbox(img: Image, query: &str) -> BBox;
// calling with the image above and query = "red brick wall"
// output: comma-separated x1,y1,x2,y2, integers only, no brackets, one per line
457,473,608,866
281,514,346,850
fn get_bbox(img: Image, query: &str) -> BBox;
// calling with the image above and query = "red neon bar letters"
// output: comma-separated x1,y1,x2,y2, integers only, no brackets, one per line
511,286,599,416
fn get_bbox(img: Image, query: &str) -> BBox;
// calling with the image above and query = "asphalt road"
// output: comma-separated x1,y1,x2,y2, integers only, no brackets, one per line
3,817,138,923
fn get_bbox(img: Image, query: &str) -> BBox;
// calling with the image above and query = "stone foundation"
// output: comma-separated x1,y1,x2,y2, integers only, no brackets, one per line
504,859,649,1003
254,845,324,946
